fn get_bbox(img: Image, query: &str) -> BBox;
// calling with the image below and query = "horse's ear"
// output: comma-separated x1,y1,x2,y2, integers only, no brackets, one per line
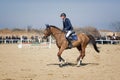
45,24,50,29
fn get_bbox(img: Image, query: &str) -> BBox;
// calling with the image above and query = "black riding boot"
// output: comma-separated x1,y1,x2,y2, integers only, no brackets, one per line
66,38,72,49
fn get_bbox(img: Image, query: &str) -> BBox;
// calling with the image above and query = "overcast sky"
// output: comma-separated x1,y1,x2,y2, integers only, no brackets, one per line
0,0,120,30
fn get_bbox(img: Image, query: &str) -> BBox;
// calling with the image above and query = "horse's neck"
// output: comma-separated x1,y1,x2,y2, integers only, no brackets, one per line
51,28,64,40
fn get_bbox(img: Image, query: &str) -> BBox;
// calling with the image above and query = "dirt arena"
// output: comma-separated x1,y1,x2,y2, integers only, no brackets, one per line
0,44,120,80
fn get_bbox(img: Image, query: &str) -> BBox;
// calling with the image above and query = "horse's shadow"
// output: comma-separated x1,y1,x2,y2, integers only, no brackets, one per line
47,62,99,67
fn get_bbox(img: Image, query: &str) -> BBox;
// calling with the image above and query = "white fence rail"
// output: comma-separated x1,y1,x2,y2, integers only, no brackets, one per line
18,36,52,48
0,39,35,44
0,39,20,44
96,40,120,44
1,39,120,45
0,36,52,48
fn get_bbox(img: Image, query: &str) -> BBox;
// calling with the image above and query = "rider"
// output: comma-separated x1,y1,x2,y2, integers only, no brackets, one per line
60,13,73,48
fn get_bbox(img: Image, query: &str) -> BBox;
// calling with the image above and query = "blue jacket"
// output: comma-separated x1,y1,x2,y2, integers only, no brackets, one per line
63,18,73,31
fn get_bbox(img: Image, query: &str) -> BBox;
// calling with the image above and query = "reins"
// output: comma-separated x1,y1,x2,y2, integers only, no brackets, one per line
52,32,64,36
49,27,65,36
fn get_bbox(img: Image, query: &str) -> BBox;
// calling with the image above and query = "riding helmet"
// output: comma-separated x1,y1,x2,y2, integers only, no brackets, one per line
60,13,66,17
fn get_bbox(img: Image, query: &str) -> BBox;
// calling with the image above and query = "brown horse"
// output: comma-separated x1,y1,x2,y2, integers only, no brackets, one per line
43,25,100,67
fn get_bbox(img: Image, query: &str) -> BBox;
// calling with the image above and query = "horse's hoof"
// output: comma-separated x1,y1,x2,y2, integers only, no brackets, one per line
59,64,63,67
64,61,68,65
65,62,68,65
76,65,80,67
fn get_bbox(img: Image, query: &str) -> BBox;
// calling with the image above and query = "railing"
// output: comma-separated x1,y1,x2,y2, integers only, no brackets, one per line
0,39,120,44
0,39,20,44
0,39,43,44
0,36,52,48
96,40,120,44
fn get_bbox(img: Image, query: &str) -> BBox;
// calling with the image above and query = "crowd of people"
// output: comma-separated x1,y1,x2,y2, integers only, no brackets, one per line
0,33,120,44
0,35,21,44
0,35,50,44
97,34,120,40
96,34,120,44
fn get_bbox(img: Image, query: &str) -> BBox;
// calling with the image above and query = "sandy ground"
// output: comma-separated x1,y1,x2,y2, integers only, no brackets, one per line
0,44,120,80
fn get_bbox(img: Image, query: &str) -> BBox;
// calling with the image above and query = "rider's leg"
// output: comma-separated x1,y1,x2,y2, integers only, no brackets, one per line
66,31,72,37
66,31,73,48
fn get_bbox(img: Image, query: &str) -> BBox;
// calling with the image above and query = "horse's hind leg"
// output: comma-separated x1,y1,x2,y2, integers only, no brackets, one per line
77,45,82,66
77,45,82,61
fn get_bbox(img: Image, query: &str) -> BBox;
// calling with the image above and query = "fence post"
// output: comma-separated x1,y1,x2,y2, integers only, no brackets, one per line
101,40,103,44
4,40,6,44
49,36,52,48
12,39,13,44
111,40,113,44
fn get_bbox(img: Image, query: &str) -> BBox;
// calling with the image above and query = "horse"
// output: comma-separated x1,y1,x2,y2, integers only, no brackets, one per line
43,25,100,67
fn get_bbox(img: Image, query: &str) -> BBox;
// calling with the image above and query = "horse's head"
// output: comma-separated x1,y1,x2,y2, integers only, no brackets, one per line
43,24,51,39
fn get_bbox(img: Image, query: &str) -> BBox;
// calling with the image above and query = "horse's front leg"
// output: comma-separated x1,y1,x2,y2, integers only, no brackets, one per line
58,56,65,67
57,47,66,67
77,56,82,67
77,48,85,67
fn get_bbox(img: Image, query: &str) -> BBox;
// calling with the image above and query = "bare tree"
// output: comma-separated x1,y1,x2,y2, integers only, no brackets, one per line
12,28,24,31
27,25,32,32
74,26,100,38
111,21,120,32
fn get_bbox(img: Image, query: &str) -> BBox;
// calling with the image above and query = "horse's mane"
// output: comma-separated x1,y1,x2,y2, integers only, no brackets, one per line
50,25,62,32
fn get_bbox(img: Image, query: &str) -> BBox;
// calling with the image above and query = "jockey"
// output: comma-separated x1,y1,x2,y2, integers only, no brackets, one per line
60,13,73,48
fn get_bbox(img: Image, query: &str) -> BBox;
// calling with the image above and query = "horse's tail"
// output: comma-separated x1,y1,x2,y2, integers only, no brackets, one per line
87,35,100,53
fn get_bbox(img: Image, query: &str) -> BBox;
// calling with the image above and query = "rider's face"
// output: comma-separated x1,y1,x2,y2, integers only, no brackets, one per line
61,16,65,20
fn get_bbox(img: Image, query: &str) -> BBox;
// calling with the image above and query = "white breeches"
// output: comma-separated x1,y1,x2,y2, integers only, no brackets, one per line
65,31,72,38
